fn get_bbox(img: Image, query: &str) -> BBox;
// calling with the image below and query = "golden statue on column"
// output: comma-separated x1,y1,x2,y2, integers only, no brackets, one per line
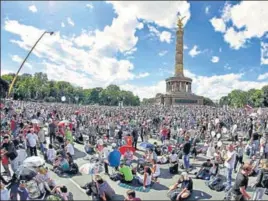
175,15,185,76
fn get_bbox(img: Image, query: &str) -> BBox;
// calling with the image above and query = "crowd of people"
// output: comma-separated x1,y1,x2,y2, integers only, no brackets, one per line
0,100,268,201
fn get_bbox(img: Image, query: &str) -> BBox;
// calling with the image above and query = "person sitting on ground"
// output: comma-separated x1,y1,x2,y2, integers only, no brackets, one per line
108,144,121,171
119,163,134,183
124,190,142,201
51,185,73,201
196,159,213,180
137,166,152,190
151,159,161,182
46,144,56,163
123,148,134,166
53,155,70,174
84,141,95,154
249,155,260,177
95,175,116,201
17,181,29,201
168,172,193,201
153,142,162,156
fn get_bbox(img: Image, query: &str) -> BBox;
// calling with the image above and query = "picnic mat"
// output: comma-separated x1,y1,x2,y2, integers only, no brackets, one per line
118,182,151,192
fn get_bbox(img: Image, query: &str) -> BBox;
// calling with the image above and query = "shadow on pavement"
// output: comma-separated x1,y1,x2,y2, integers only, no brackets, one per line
73,147,87,159
152,182,169,191
190,190,212,200
112,194,125,201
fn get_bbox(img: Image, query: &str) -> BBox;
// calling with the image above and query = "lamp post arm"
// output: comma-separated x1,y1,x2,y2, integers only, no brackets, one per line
8,31,48,97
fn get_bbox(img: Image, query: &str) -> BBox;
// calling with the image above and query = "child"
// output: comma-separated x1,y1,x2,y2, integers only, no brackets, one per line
46,144,56,163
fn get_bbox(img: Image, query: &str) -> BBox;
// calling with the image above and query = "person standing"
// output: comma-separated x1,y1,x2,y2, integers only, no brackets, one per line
224,144,236,191
2,135,18,172
182,135,191,173
48,120,57,144
26,129,39,156
38,126,46,155
234,141,244,173
230,163,252,201
132,128,138,150
252,159,268,200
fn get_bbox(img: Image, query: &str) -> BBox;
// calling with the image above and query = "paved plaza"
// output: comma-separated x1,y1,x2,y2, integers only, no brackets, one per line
39,136,268,200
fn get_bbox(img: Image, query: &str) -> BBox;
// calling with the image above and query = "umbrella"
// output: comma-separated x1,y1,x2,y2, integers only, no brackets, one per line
139,142,154,150
16,165,37,181
119,145,136,155
23,156,45,168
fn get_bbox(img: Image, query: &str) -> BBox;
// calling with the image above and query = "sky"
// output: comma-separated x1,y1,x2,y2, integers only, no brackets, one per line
1,1,268,100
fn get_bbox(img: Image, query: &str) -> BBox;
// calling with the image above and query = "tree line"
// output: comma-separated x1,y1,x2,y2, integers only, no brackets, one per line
1,72,140,106
219,86,268,108
1,72,267,108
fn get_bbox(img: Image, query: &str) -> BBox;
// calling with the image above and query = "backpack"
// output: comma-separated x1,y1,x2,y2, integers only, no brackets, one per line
69,163,79,175
208,175,226,192
109,173,120,181
261,172,268,188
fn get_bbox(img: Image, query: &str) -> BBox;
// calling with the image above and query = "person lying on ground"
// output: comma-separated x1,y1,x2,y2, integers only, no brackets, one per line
168,172,193,201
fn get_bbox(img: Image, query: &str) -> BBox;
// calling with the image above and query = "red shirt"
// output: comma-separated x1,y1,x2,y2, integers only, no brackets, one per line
11,119,16,131
1,150,9,165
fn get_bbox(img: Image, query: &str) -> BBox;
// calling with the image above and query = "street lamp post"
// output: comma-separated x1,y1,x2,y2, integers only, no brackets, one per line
8,31,54,97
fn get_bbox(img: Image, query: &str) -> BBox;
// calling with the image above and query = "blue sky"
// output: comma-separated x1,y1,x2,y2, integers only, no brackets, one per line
1,1,268,100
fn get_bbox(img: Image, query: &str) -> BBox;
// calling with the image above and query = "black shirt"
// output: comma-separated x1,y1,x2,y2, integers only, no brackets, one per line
256,169,268,188
183,141,191,155
253,133,259,141
2,142,18,161
232,172,248,195
202,162,213,170
178,178,193,192
118,130,123,139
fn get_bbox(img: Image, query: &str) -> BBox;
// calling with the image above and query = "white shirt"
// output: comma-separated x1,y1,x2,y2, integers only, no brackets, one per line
0,188,9,201
17,149,27,162
153,164,161,177
47,148,56,161
66,143,74,156
169,153,178,163
26,133,38,147
102,147,110,159
224,151,236,169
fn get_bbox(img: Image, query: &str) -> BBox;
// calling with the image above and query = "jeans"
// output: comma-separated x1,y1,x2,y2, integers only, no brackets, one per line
30,146,38,156
40,143,45,154
253,187,266,200
10,157,19,172
225,168,233,190
183,154,190,170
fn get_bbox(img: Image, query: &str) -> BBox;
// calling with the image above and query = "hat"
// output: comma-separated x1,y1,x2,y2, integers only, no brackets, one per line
111,143,116,148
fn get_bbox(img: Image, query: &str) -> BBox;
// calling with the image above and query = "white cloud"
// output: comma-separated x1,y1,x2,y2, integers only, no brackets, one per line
61,22,65,28
67,17,75,26
205,6,210,15
148,25,171,43
137,22,144,30
223,27,246,50
184,45,188,50
28,5,37,13
211,56,220,63
4,2,192,93
159,50,168,57
189,45,201,57
135,72,150,79
261,42,268,65
211,2,268,50
224,64,231,70
258,73,268,80
210,17,226,33
124,71,268,100
86,4,93,9
124,47,137,56
159,31,171,43
11,55,33,69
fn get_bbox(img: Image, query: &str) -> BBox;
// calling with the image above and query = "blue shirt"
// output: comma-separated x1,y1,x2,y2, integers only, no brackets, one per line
108,150,121,167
